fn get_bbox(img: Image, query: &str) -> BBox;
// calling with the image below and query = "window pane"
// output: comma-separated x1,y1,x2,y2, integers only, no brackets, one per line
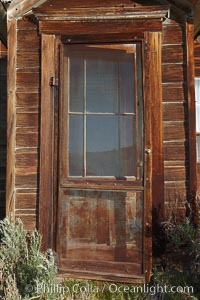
69,58,84,112
119,56,134,113
197,136,200,163
69,115,84,176
119,116,136,176
86,116,119,176
86,116,136,176
86,58,119,113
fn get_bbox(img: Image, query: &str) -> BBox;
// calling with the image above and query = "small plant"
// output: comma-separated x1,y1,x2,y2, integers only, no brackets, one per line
0,218,57,299
152,215,200,300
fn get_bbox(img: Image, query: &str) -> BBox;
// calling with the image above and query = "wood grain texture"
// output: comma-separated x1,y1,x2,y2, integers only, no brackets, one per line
163,122,186,141
16,149,38,167
16,91,40,107
162,45,184,64
164,142,188,161
162,83,185,102
162,63,185,83
15,191,37,210
162,25,185,45
186,20,198,225
17,30,40,50
16,108,39,127
0,42,7,220
11,18,41,223
165,166,187,181
39,34,58,250
6,18,17,219
39,20,162,35
194,39,200,76
163,103,186,121
143,31,164,283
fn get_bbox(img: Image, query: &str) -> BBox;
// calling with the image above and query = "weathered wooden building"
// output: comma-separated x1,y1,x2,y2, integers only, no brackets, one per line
0,0,200,283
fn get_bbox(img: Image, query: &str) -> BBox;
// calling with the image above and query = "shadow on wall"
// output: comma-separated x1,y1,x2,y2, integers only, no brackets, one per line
0,56,7,220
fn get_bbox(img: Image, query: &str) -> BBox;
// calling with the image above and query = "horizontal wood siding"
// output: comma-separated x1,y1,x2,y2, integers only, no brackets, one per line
15,19,41,230
0,42,7,220
194,39,200,77
9,5,191,229
162,17,188,219
194,38,200,193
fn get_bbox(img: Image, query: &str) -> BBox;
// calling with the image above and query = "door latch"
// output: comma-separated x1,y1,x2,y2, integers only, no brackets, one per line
50,77,59,87
145,149,151,154
145,222,152,237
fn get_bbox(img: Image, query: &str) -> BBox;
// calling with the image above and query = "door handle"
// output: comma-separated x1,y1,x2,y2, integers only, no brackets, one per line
145,222,152,237
145,149,151,154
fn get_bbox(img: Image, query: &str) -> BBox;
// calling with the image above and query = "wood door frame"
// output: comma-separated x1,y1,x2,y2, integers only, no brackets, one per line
39,22,163,283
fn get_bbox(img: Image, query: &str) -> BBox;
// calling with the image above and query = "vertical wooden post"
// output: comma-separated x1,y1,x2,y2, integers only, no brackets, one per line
144,31,163,282
6,18,17,220
39,34,57,250
186,19,198,225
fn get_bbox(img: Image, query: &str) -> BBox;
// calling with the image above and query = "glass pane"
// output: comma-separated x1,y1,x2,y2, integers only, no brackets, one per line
119,56,134,113
69,57,84,112
59,189,143,266
197,136,200,163
86,116,119,176
69,115,83,176
86,57,119,113
119,116,136,176
86,116,136,176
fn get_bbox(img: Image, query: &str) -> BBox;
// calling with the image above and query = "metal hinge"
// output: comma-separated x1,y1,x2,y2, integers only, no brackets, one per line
50,77,59,87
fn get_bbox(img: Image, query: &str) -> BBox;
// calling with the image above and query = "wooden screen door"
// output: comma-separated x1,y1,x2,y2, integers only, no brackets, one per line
57,42,149,282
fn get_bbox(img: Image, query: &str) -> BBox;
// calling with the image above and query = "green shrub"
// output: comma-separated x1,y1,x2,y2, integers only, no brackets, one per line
153,217,200,300
0,218,57,299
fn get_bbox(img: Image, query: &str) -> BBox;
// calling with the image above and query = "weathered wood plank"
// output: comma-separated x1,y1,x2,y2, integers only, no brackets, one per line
16,149,38,167
39,20,162,35
164,142,188,161
162,83,185,102
143,31,163,282
16,71,40,88
15,168,38,188
16,91,40,107
16,191,37,210
16,108,39,127
16,128,39,147
186,20,198,225
39,34,58,250
36,0,161,10
165,166,187,181
163,103,186,121
6,18,17,218
17,19,38,30
162,45,184,64
17,30,40,50
163,121,186,141
162,25,185,45
162,63,185,83
17,51,40,69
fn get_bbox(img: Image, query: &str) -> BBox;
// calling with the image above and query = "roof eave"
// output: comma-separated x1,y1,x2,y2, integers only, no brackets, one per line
7,0,47,19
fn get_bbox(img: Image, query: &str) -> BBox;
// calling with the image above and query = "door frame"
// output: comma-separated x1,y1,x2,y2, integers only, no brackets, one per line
38,24,163,283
